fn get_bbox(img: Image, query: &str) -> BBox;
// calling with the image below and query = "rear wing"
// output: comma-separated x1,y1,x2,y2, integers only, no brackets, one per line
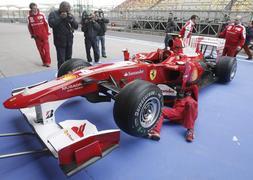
190,36,226,57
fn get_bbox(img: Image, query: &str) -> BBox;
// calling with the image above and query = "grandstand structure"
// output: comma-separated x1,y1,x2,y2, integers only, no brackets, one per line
0,0,252,36
115,0,253,11
0,1,92,23
0,4,57,23
109,0,253,36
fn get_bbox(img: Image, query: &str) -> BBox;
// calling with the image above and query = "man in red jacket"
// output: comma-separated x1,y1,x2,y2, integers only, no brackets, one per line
219,16,246,57
179,15,197,46
168,34,183,55
147,62,199,142
148,85,198,142
28,3,51,67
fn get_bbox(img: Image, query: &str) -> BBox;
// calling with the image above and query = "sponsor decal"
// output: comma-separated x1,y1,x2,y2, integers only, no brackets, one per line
133,90,159,129
138,54,146,59
61,74,78,81
46,110,54,119
124,69,144,77
191,68,198,81
157,84,177,96
10,97,16,102
79,69,94,75
62,82,83,92
71,123,86,137
64,129,74,141
150,69,157,80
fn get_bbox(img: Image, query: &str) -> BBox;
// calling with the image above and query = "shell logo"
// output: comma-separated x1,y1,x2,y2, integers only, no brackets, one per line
62,74,78,81
10,97,16,102
150,69,157,81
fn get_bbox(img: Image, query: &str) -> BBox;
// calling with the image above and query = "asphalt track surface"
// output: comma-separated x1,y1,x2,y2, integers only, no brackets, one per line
0,22,251,78
0,22,253,180
0,22,163,78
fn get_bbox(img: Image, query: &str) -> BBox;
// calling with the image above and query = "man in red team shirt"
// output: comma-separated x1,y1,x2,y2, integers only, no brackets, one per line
28,3,51,67
179,15,198,46
219,16,246,57
168,34,183,55
147,62,199,142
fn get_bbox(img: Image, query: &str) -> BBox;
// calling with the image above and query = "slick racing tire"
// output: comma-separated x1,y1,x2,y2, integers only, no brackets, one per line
57,58,91,77
113,80,163,137
215,56,237,83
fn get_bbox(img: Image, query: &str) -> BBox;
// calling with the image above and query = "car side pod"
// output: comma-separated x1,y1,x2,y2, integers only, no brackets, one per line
2,84,120,176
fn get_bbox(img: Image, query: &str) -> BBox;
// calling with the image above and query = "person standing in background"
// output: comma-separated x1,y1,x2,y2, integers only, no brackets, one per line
164,13,176,49
95,9,109,58
27,2,51,67
242,21,253,60
179,15,197,46
81,11,101,64
48,1,78,69
219,16,246,57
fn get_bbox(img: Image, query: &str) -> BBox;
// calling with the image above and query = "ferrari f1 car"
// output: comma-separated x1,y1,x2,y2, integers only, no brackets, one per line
2,36,236,175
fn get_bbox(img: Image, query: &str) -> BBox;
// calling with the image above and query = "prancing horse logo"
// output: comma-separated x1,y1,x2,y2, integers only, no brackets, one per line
150,69,157,80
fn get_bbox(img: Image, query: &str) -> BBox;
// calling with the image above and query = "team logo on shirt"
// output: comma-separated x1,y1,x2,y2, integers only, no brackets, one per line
29,17,34,23
38,15,43,20
235,27,241,31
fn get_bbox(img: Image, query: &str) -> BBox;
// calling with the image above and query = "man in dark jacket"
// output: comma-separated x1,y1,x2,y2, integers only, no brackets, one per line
164,13,176,49
81,11,100,64
95,9,109,58
48,1,78,69
242,21,253,60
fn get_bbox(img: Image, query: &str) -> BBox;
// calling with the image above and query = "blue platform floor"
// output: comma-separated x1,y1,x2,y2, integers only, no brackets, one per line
1,59,253,180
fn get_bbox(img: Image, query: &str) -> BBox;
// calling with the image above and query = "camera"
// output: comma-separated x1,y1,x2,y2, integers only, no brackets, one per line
82,11,94,23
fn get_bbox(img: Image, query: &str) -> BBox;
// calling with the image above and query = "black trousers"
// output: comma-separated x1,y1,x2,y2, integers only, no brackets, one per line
55,43,73,69
85,38,99,62
164,34,172,49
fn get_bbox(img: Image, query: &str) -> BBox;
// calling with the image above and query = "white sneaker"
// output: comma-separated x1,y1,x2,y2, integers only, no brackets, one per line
94,62,102,65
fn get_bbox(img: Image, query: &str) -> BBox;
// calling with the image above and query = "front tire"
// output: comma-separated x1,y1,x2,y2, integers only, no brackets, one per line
57,58,91,77
215,56,237,83
113,80,163,137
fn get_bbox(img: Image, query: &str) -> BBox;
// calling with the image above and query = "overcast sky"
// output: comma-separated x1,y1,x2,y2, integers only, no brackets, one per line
0,0,126,8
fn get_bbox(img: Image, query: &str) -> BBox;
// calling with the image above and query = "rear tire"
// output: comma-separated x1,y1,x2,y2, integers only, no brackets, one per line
215,56,237,83
57,58,91,77
113,80,163,137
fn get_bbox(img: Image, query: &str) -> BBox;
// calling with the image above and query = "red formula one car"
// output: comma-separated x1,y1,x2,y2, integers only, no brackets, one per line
2,36,237,175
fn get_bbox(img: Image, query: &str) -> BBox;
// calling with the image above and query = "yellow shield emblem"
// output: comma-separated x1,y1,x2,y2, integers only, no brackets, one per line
150,69,157,81
62,74,78,81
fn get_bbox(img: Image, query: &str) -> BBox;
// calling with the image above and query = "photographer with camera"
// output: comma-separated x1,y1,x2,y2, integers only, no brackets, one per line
95,9,109,58
48,1,78,69
81,11,101,64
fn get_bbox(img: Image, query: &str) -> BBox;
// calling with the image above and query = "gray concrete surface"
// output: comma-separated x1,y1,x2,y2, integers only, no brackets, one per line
0,22,248,78
0,22,164,78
